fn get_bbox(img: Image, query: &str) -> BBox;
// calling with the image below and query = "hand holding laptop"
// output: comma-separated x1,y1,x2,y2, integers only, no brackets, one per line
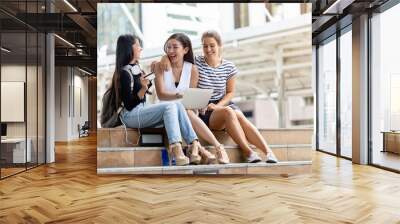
205,103,218,111
175,92,184,99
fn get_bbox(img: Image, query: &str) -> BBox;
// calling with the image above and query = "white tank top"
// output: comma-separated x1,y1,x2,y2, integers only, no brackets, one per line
162,61,192,93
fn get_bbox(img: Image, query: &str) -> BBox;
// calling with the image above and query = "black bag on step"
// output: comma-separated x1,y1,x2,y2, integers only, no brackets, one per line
100,65,136,128
100,88,122,128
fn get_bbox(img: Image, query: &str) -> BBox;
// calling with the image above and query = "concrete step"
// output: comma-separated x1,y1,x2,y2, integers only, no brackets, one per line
97,128,313,148
97,161,312,175
97,128,165,148
97,144,312,169
209,129,313,145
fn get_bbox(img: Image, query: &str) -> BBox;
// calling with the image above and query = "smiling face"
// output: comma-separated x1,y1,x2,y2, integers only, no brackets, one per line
202,37,221,60
132,38,142,62
165,38,188,64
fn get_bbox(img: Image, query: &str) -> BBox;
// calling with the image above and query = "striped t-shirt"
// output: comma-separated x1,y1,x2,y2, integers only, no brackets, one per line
195,55,238,101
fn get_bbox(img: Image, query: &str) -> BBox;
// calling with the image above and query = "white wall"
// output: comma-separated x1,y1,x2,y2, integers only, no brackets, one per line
55,67,68,141
255,99,279,128
2,63,46,163
249,3,267,27
217,4,235,33
54,67,89,141
282,4,300,19
141,3,230,49
141,4,168,48
1,65,28,137
235,98,314,129
72,73,89,138
287,96,313,123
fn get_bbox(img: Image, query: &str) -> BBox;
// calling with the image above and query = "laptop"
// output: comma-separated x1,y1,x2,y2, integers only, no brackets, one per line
181,88,213,109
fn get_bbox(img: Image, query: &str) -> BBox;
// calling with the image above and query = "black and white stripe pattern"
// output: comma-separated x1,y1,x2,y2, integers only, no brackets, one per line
195,55,238,101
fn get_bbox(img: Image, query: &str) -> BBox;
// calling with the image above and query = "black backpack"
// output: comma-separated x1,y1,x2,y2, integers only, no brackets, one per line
100,66,135,128
100,88,122,128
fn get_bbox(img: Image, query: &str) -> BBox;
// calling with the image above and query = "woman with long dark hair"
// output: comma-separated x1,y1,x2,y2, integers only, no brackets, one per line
111,34,203,166
154,33,229,164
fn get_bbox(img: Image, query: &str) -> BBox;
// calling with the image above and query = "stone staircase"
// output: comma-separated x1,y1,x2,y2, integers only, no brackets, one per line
97,128,313,175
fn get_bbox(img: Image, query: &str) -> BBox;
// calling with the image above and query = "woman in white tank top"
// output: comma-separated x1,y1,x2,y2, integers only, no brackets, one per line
158,60,192,100
155,33,229,164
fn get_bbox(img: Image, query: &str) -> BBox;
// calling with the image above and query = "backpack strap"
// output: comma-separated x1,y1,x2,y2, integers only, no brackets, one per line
122,65,134,92
120,64,143,144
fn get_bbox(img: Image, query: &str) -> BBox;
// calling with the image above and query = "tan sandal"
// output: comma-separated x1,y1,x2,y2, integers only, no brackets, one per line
214,144,229,164
199,147,217,164
168,143,189,166
187,141,202,165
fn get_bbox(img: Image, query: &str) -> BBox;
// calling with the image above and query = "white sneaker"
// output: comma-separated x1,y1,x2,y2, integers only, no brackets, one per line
247,151,262,163
266,153,278,163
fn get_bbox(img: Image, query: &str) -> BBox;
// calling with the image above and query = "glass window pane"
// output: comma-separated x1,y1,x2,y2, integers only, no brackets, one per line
318,37,337,154
340,29,352,158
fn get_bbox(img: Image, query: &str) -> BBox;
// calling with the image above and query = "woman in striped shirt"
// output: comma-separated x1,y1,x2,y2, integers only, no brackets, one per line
197,31,278,163
159,30,278,163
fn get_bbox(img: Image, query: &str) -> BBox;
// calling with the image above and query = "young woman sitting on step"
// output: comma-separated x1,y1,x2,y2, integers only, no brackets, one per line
111,34,203,166
154,33,229,164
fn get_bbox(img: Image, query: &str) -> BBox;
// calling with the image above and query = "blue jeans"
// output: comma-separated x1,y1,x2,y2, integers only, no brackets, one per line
120,101,197,144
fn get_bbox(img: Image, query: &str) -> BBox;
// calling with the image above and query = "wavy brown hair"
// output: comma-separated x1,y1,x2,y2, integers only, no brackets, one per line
164,33,194,64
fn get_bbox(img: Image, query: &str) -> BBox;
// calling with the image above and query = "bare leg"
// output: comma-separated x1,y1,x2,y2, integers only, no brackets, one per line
235,111,273,156
208,107,252,157
186,110,220,147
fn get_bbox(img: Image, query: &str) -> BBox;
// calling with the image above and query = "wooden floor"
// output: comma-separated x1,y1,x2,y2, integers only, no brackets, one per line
1,135,400,223
1,167,26,178
1,163,45,178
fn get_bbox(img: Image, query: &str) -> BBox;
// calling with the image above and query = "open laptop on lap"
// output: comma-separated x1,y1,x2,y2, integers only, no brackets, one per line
181,88,213,109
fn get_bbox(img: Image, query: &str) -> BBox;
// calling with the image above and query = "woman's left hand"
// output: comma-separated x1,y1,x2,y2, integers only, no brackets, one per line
175,92,183,99
199,108,206,115
206,103,218,111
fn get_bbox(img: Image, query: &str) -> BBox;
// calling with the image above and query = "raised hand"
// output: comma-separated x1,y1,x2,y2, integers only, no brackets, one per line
160,55,171,71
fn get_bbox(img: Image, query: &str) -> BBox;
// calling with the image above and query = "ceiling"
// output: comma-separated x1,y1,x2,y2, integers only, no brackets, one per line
0,0,99,73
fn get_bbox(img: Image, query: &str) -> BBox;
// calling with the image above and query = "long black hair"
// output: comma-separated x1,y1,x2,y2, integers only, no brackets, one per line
110,34,141,111
163,33,194,64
